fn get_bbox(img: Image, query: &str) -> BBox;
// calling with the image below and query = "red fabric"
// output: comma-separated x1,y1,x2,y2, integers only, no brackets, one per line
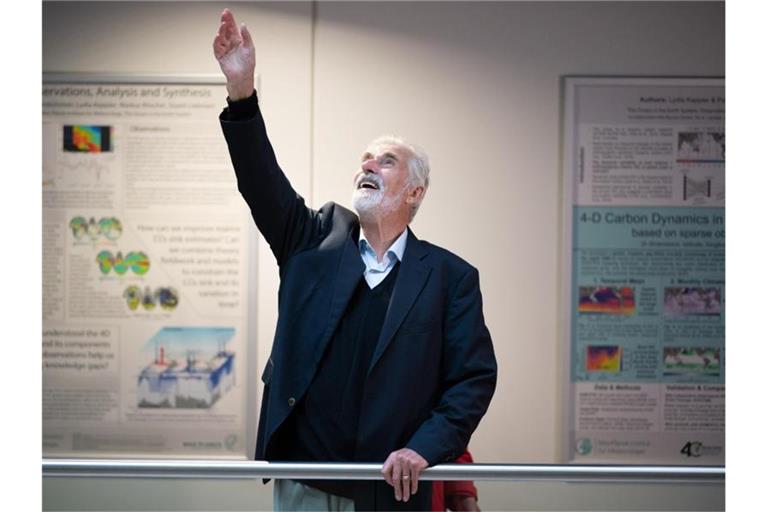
430,451,478,511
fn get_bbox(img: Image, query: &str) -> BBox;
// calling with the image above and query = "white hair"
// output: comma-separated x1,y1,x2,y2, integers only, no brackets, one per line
367,135,430,220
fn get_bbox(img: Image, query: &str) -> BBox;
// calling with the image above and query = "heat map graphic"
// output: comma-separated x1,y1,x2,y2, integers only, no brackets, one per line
124,285,179,311
96,250,150,275
586,345,622,373
578,286,635,315
63,125,112,153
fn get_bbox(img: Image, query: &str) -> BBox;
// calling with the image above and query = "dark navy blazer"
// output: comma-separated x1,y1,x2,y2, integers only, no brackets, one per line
220,96,497,510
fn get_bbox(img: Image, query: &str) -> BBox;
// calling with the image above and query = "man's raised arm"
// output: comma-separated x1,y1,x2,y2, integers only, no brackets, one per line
213,8,255,101
214,9,326,266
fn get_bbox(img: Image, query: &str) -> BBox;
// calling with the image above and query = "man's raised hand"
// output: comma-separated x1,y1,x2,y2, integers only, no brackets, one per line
213,9,255,101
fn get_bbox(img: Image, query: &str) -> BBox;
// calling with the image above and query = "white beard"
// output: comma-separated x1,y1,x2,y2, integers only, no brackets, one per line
352,187,383,214
352,184,406,219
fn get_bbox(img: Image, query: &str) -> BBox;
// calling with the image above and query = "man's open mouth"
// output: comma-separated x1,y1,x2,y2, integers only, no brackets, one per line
357,178,380,190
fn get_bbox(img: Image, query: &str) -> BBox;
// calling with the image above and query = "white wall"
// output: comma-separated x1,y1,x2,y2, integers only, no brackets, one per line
44,0,315,461
43,1,724,509
311,0,724,464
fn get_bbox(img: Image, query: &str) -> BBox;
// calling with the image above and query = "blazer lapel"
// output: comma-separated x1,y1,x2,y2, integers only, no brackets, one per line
314,228,365,364
368,229,431,372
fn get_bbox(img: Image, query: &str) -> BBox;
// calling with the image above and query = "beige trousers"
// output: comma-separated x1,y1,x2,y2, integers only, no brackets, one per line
273,479,355,511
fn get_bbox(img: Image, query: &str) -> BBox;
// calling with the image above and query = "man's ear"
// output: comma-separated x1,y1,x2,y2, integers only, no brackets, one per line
406,185,425,205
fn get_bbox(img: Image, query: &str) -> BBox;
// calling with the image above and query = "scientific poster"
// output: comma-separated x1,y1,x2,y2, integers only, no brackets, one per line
42,75,252,458
563,77,724,464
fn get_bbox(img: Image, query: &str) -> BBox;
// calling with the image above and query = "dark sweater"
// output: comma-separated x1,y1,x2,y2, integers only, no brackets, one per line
271,263,400,497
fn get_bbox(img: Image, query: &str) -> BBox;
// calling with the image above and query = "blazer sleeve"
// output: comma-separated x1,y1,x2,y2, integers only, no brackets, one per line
406,267,497,465
219,92,328,266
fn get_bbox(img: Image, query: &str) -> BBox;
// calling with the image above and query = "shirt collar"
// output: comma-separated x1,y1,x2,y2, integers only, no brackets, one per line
359,228,408,263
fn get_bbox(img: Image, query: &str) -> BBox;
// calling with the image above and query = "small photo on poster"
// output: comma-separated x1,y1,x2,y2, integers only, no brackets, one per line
578,286,635,315
676,131,725,162
138,327,236,409
663,287,721,316
682,176,713,202
586,345,622,373
63,125,113,153
663,346,721,376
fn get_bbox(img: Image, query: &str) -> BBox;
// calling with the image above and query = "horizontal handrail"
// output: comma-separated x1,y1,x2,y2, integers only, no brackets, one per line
43,459,724,484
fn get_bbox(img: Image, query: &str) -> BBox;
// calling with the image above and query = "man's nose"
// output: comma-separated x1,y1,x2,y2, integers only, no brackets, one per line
361,158,379,173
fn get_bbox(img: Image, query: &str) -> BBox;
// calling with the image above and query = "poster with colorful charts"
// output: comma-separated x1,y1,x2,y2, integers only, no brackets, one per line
42,74,258,459
562,77,725,465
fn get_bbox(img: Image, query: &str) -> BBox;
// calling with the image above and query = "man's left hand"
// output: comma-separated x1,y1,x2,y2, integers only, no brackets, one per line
381,448,428,502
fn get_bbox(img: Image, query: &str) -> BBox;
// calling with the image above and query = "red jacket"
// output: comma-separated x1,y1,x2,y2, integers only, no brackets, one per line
431,451,478,511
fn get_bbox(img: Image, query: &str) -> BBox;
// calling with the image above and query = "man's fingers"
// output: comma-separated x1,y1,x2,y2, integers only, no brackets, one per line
213,35,230,60
241,23,253,48
402,463,420,502
216,22,231,52
401,465,411,502
219,13,232,42
381,455,394,487
381,457,393,487
213,32,230,56
223,19,234,45
214,17,246,61
410,466,419,495
220,11,241,46
220,8,235,28
392,463,402,501
382,449,428,502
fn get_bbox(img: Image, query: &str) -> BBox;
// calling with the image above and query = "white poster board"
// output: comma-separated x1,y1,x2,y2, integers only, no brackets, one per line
42,74,255,459
562,77,725,464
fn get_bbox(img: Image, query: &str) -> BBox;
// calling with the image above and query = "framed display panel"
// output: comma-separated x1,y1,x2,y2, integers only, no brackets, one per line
42,73,259,459
561,77,725,464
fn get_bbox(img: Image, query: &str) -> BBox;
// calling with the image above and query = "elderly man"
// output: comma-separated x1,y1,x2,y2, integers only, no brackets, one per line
214,9,496,511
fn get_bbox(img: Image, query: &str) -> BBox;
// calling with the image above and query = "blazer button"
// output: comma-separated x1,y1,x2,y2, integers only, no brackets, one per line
287,397,296,407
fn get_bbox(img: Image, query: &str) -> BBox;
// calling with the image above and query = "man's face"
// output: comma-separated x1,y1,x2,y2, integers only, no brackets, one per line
352,143,413,219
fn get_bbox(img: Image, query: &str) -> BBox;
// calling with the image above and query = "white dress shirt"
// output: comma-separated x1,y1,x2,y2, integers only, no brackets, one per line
358,228,408,289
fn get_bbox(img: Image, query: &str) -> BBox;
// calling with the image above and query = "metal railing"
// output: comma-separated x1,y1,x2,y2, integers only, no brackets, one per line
43,459,724,484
